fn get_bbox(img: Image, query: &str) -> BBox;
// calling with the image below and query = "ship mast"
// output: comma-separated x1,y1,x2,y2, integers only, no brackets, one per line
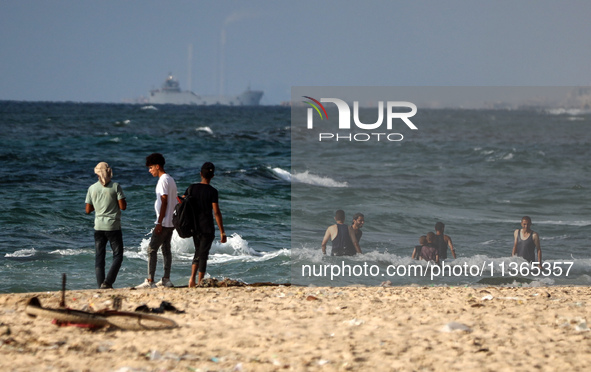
187,44,193,93
219,28,226,98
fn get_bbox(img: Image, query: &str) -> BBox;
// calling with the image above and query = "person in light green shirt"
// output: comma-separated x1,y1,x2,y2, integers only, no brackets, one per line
85,162,127,289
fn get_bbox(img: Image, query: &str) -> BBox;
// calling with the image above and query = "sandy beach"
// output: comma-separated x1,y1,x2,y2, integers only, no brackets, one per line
1,284,590,371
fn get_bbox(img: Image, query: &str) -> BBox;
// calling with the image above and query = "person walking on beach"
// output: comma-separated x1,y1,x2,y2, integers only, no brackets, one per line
321,210,361,256
136,153,178,289
183,162,227,287
511,216,542,266
85,162,127,289
434,222,456,260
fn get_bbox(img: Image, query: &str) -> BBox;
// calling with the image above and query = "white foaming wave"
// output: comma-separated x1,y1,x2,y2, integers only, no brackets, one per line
208,248,290,265
474,147,494,156
485,152,514,162
134,231,288,264
5,248,36,258
294,171,349,187
141,105,158,110
545,108,588,116
124,250,146,260
196,126,214,135
291,246,409,266
542,234,569,241
49,249,86,256
270,167,291,182
133,231,193,261
269,167,348,188
221,233,260,256
538,220,591,227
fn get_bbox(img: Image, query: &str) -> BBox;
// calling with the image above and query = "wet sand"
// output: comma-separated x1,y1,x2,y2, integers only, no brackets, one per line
1,285,591,371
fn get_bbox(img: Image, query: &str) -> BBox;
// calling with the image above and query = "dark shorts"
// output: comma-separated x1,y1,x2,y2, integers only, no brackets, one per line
192,233,215,273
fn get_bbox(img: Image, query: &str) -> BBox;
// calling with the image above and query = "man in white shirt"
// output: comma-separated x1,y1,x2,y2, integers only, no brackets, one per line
136,153,178,288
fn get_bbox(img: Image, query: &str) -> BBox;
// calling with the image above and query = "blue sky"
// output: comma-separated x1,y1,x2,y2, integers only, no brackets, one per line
1,1,590,104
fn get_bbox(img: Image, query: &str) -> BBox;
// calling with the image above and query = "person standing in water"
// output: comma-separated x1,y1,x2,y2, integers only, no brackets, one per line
348,212,364,255
434,221,456,260
511,216,542,266
321,210,360,256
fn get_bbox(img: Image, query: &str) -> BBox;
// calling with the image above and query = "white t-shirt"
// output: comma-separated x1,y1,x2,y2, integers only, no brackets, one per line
154,173,178,228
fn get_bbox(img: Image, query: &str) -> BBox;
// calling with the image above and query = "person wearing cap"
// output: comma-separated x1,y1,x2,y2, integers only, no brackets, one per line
183,162,227,287
136,153,178,289
85,162,127,289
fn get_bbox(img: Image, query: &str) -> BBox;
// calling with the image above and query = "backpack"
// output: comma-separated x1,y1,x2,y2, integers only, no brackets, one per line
172,186,199,238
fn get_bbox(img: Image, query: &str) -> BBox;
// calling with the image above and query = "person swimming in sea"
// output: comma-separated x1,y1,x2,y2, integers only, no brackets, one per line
321,210,361,256
511,216,542,267
419,232,439,264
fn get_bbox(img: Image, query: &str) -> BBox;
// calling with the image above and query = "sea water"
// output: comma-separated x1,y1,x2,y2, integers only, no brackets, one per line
290,100,591,287
0,102,291,293
1,101,591,293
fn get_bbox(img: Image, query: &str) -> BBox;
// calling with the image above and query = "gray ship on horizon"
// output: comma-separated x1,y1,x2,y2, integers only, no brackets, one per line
148,74,263,106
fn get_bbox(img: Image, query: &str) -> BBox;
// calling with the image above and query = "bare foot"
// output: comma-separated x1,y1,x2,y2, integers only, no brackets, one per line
188,279,196,288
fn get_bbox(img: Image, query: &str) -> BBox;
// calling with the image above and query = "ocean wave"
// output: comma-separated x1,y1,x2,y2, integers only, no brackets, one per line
141,105,158,110
196,126,214,135
209,248,290,265
48,249,87,256
269,167,291,182
269,167,348,188
135,232,283,263
5,248,36,258
545,108,589,116
485,151,514,162
537,220,591,227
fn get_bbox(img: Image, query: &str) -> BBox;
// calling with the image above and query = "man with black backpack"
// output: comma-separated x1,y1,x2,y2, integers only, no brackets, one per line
182,162,227,287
